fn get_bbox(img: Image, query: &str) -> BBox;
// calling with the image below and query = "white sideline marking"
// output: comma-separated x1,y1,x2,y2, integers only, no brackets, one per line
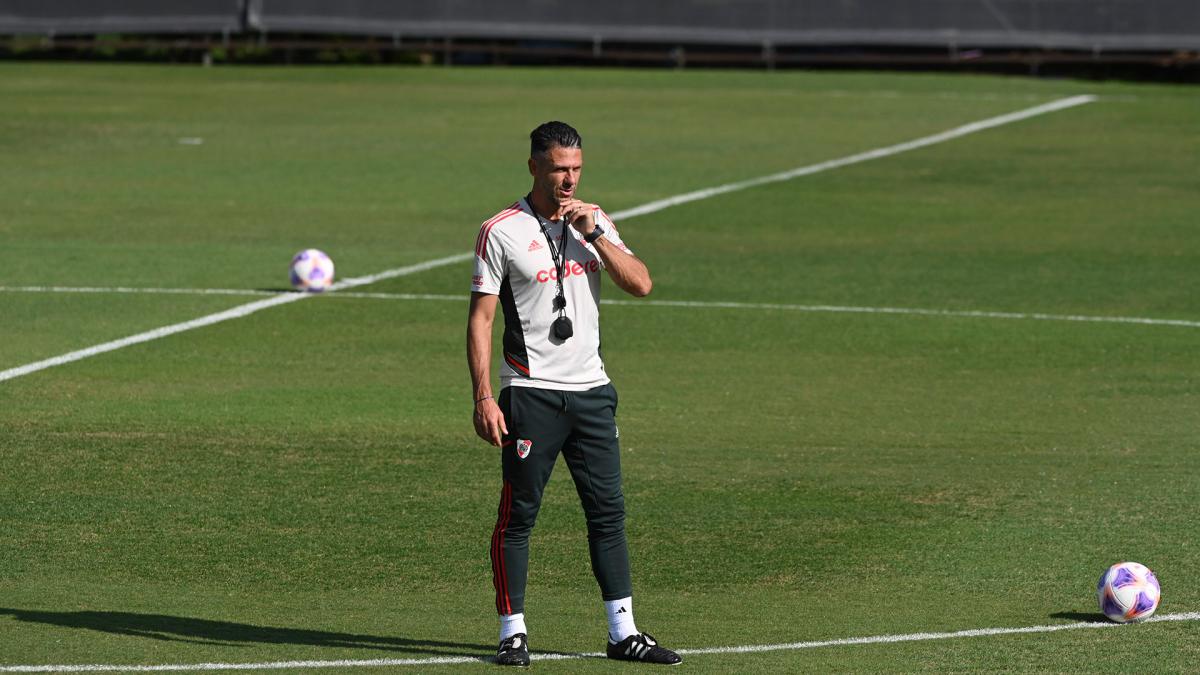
612,298,1200,330
6,286,1197,331
615,94,1095,220
2,612,1196,672
0,253,471,383
0,286,277,297
805,90,1135,103
0,293,307,384
2,95,1094,383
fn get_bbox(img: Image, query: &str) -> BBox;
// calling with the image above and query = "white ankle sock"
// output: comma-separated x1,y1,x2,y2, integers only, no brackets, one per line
605,597,638,641
499,613,527,641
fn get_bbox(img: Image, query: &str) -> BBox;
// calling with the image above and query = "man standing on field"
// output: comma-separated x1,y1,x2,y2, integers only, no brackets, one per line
466,121,682,667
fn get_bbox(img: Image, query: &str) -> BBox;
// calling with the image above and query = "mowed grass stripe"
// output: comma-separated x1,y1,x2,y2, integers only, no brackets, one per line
0,95,1095,384
4,612,1196,672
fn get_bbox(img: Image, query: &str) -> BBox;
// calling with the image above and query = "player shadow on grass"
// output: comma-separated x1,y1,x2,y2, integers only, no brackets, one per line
1049,611,1108,623
0,607,504,658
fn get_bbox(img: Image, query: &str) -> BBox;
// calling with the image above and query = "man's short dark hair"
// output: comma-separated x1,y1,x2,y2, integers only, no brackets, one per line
530,121,582,158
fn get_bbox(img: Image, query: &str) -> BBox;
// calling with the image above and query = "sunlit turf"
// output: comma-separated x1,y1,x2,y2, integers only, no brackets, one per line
1,63,1198,671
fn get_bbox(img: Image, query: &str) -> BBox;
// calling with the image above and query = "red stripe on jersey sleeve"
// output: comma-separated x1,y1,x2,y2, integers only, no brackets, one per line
475,203,521,262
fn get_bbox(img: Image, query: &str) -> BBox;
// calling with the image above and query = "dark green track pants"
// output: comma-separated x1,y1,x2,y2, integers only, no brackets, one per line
490,382,631,616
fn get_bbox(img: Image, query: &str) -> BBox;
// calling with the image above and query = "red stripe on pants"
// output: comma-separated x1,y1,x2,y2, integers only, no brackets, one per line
490,481,513,615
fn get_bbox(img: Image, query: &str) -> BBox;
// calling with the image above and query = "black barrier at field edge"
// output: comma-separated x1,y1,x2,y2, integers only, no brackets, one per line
1,0,1198,52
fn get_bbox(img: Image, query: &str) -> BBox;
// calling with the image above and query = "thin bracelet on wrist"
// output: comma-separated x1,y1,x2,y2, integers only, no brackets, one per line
474,395,493,404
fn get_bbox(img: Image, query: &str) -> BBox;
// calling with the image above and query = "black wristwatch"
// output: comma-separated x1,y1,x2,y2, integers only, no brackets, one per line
584,224,605,245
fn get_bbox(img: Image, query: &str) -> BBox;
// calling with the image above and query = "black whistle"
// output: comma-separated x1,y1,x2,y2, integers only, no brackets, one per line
553,316,574,340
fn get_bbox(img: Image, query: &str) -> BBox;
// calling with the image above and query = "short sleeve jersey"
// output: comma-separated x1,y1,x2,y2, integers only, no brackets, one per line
472,198,633,391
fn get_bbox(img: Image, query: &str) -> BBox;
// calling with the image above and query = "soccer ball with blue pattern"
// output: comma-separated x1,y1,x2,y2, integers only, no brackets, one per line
1097,561,1160,623
290,249,335,292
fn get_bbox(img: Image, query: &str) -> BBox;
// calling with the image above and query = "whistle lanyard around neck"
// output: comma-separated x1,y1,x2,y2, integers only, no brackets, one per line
526,195,569,314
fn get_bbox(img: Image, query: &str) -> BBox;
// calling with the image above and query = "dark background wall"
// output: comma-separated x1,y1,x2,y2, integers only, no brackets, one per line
0,0,243,35
3,0,1198,51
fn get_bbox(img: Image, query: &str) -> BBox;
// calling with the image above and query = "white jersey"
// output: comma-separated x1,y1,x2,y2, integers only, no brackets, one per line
471,198,633,391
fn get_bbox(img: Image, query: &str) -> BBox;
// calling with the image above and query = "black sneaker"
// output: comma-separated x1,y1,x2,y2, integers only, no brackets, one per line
606,632,682,665
496,632,530,667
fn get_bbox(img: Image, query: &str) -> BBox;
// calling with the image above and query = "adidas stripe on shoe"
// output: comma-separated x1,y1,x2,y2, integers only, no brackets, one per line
606,632,682,665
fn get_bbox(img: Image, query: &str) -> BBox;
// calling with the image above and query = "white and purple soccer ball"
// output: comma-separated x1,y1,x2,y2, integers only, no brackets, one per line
1097,561,1160,623
289,249,335,292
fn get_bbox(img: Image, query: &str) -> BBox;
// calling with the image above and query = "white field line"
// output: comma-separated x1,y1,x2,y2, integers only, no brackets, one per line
614,94,1095,220
807,91,1137,103
0,286,278,297
7,286,1198,331
2,612,1196,672
2,95,1095,383
0,292,307,384
0,253,471,383
610,298,1200,330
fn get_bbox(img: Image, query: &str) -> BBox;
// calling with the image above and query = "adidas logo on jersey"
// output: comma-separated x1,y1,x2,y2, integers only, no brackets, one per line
528,239,543,252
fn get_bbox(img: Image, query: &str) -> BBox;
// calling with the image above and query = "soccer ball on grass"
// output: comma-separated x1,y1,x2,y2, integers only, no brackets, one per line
290,249,335,292
1097,561,1160,623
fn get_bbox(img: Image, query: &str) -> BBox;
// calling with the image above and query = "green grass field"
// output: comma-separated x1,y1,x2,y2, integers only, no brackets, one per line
1,63,1198,672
